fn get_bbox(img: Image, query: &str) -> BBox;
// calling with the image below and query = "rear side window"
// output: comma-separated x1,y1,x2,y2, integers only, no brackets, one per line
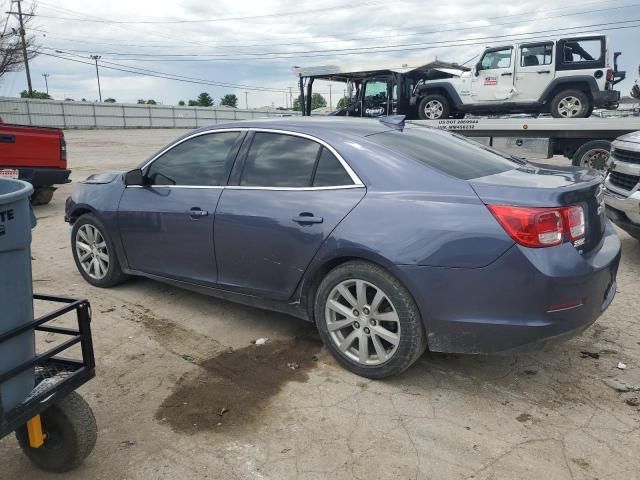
366,127,518,180
313,148,353,187
241,133,320,187
146,132,241,186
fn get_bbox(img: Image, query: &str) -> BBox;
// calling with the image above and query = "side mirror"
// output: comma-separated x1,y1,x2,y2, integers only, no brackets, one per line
474,63,481,76
124,168,145,186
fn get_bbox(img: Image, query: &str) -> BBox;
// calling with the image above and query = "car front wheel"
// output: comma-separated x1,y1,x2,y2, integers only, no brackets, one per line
418,94,450,120
71,213,128,287
314,261,427,379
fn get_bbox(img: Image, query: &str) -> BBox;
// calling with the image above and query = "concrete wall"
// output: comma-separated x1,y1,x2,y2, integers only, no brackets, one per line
0,97,302,129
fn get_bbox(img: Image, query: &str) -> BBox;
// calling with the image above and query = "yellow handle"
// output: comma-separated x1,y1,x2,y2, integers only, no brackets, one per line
26,415,45,448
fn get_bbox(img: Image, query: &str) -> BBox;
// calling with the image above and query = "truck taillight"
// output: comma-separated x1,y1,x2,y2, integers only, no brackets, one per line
60,137,67,162
487,205,585,248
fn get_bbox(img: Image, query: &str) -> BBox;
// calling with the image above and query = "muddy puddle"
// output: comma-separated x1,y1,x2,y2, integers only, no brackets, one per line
156,336,322,433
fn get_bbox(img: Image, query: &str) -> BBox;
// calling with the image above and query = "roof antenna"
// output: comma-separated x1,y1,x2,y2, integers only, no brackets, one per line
378,115,406,130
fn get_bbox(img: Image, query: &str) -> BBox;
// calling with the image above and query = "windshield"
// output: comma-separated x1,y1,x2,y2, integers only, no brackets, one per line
366,126,520,180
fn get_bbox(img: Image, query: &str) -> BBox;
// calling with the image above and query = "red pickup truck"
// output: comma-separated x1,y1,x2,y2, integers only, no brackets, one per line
0,121,70,205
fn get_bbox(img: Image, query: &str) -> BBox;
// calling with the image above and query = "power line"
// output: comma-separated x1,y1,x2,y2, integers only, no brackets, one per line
26,0,638,51
26,0,390,24
37,51,289,93
43,20,640,62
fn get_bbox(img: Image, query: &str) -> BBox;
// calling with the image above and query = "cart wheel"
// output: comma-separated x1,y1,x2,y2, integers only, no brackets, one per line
15,392,97,473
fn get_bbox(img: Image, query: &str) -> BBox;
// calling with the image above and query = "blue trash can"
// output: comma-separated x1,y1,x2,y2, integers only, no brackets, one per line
0,179,36,413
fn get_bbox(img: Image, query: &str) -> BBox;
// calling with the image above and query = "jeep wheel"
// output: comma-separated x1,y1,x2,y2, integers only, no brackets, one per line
418,95,450,120
550,89,591,118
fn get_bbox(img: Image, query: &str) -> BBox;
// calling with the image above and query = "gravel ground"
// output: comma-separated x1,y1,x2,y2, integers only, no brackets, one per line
1,129,639,480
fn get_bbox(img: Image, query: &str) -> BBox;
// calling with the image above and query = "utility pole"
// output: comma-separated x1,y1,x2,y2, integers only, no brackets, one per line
90,55,102,102
244,91,248,110
288,87,293,111
15,0,33,95
329,84,332,111
42,73,49,95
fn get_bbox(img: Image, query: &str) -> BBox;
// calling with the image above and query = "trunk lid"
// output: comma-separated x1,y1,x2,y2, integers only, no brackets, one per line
470,163,606,253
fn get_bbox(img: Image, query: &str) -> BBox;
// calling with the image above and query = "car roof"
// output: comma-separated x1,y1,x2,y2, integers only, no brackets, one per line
195,117,395,140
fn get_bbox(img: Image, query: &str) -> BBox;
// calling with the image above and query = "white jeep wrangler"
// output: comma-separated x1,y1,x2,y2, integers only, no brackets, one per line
412,35,624,120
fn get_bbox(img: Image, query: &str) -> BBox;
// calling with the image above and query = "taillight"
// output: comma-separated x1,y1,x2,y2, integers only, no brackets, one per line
488,205,585,248
60,137,67,163
606,69,614,81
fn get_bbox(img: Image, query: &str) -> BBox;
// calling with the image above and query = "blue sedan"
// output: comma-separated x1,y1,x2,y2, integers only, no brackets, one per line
65,117,621,378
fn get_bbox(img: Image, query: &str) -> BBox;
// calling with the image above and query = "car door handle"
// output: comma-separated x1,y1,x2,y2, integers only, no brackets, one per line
188,207,208,218
0,134,16,143
501,72,512,76
537,70,551,74
292,212,323,225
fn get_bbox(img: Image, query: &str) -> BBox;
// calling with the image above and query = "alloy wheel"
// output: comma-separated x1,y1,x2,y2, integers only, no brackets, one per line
75,224,109,280
324,279,401,365
423,100,444,119
557,96,583,118
581,148,610,169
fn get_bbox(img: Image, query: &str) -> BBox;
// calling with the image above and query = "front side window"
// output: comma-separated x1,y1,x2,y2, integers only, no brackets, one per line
240,133,320,187
364,80,388,106
480,48,513,70
146,132,241,186
520,43,553,67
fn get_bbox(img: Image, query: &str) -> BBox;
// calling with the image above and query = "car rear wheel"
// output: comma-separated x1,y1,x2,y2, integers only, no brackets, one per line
571,140,611,169
550,89,591,118
71,213,128,287
314,261,427,379
418,94,450,120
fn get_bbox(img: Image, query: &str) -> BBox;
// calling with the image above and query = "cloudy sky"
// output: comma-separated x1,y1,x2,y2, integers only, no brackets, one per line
0,0,638,108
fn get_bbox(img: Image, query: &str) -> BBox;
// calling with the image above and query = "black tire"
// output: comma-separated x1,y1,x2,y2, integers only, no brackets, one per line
31,187,55,206
418,94,450,120
71,213,128,287
571,140,611,169
314,261,427,379
550,89,591,118
16,392,97,473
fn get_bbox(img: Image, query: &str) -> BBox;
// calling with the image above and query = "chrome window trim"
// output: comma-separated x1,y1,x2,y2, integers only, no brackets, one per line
136,127,364,189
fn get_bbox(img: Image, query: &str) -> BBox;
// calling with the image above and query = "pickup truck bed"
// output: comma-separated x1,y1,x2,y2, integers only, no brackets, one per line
0,123,70,205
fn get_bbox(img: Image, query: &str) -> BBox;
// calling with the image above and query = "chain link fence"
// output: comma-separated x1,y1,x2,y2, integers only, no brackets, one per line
0,97,303,129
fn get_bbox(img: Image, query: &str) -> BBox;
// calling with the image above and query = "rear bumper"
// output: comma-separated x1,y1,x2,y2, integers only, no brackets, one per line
18,167,70,187
593,89,620,108
397,222,621,354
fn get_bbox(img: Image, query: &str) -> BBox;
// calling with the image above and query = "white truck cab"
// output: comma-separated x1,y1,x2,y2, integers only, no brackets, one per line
413,35,624,119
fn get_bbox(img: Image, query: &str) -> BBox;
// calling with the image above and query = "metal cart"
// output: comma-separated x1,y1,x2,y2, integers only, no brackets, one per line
0,293,97,473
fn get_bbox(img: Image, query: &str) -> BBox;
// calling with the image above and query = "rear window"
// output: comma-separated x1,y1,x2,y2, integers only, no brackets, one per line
366,127,518,180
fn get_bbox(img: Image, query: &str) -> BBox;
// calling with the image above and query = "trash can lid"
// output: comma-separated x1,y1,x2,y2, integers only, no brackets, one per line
0,179,34,205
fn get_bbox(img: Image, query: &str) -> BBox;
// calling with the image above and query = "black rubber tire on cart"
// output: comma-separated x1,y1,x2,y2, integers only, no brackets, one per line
314,260,427,379
15,392,97,473
571,140,611,170
31,187,55,206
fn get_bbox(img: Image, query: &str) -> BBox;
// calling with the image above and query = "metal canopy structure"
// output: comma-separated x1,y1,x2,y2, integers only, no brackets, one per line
292,59,469,82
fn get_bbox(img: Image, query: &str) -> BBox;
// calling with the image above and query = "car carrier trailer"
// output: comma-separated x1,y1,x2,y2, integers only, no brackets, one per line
411,117,640,169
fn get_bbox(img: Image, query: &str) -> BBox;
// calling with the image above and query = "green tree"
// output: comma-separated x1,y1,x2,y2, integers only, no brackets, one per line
293,93,327,112
336,96,351,108
188,100,198,106
20,89,51,99
178,100,185,106
196,92,214,107
146,99,157,105
137,99,146,104
220,94,238,108
104,98,116,103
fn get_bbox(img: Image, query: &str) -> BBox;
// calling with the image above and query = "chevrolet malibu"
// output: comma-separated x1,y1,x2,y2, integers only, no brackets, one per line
65,117,620,378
